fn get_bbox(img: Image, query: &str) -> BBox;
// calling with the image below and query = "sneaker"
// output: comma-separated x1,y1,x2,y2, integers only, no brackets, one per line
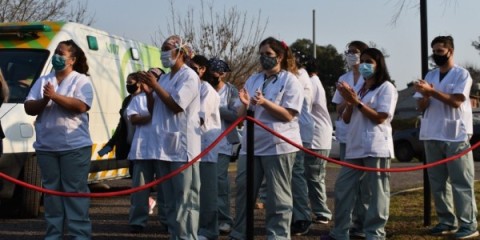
130,225,144,233
198,235,209,240
429,223,458,236
148,197,156,215
219,223,232,233
291,220,312,236
314,215,330,224
320,234,336,240
454,227,479,239
349,228,366,239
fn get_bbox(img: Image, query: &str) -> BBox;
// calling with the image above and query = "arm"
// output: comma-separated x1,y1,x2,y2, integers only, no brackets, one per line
221,85,240,122
139,71,183,113
252,89,297,122
415,79,464,108
44,82,89,113
129,114,152,125
24,98,49,116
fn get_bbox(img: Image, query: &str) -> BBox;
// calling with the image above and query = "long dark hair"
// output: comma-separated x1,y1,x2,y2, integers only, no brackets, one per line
361,48,391,89
60,40,89,76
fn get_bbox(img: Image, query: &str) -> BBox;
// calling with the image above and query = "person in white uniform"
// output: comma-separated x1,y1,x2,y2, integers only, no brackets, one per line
329,48,397,240
229,37,303,240
289,50,315,236
124,74,158,233
204,57,240,234
190,55,223,240
303,58,333,225
331,40,369,238
139,35,201,240
25,40,94,240
414,35,478,239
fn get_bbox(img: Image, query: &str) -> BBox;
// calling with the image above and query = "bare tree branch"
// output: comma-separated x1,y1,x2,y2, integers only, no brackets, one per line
0,0,94,24
154,0,268,87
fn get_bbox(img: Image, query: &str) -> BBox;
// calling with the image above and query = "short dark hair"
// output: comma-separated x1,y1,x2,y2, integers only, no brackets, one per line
191,55,209,67
431,35,454,49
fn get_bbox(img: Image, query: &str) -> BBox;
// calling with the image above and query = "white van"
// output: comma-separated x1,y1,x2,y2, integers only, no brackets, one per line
0,21,164,217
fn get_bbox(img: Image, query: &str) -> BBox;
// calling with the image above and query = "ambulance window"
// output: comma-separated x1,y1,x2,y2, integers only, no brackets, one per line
131,48,139,60
0,49,49,103
87,35,98,51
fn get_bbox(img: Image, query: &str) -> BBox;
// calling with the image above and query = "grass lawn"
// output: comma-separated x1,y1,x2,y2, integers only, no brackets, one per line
387,182,480,239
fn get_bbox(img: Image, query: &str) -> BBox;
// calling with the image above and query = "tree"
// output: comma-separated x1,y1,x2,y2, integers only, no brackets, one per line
154,0,268,87
473,36,480,53
0,0,94,25
290,39,346,111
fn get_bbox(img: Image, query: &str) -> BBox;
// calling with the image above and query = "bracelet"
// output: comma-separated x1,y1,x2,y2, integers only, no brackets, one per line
357,102,364,110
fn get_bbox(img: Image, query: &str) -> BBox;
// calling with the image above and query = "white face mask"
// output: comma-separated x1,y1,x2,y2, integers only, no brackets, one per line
161,49,178,68
346,53,360,67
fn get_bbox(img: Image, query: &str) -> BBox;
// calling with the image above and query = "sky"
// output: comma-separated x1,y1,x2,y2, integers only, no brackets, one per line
85,0,480,90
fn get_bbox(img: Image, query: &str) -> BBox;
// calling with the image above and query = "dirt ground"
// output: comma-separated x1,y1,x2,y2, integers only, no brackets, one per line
0,161,478,239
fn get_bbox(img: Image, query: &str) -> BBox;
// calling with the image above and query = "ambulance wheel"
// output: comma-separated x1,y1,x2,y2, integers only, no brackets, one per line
17,155,42,218
395,141,414,163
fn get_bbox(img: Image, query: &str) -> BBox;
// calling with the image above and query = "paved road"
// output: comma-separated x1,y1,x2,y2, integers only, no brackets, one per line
0,161,479,239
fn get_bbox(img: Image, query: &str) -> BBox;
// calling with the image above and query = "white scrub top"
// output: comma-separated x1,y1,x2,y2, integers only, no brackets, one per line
25,71,93,151
332,71,365,143
200,81,222,162
310,75,333,150
126,92,155,160
151,65,201,162
297,68,315,145
217,84,234,155
237,70,303,156
345,81,398,159
414,65,473,142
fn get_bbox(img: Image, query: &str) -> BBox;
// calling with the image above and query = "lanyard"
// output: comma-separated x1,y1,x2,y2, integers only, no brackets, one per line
262,74,278,95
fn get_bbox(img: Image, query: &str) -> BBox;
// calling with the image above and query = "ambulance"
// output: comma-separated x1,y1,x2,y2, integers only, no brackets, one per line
0,21,164,217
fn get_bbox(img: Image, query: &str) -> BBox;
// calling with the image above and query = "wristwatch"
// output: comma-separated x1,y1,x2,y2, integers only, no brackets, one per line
357,102,364,110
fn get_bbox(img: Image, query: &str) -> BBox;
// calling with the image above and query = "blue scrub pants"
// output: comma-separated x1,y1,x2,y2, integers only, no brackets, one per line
331,157,390,240
303,149,332,220
37,146,92,240
424,140,478,232
230,153,296,240
217,153,234,227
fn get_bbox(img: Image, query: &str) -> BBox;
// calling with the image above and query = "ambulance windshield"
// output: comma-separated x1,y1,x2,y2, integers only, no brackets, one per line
0,49,49,103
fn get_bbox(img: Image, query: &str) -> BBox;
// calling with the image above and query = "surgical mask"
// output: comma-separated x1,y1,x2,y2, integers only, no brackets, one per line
432,53,449,67
260,55,277,71
359,63,375,79
346,53,360,67
126,84,139,94
51,54,68,71
161,49,178,68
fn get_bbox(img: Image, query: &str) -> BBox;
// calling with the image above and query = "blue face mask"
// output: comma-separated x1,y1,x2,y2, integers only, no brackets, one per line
359,63,375,79
51,54,67,71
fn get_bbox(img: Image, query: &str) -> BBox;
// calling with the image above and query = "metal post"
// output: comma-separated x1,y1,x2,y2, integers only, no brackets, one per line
246,109,255,240
420,0,431,227
312,9,316,59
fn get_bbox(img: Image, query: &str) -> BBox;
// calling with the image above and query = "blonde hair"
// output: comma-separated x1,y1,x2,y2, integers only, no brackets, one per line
0,69,9,103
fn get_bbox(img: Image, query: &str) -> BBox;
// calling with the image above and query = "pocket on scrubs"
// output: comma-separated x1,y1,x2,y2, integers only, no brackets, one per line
162,131,182,155
363,131,389,156
445,119,466,139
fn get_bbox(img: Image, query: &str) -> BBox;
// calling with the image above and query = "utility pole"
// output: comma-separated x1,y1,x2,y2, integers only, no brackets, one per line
312,9,316,59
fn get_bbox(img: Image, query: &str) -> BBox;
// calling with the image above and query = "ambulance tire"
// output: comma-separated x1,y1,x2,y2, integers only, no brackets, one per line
17,156,42,218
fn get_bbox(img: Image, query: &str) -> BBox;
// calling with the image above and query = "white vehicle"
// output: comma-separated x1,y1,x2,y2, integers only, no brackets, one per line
0,21,164,217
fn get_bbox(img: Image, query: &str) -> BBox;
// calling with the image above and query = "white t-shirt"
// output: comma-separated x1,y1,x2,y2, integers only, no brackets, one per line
25,71,93,151
151,65,201,162
297,68,315,145
310,75,333,150
345,81,397,159
332,71,364,143
414,65,473,142
200,81,222,162
237,70,303,155
126,92,154,160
